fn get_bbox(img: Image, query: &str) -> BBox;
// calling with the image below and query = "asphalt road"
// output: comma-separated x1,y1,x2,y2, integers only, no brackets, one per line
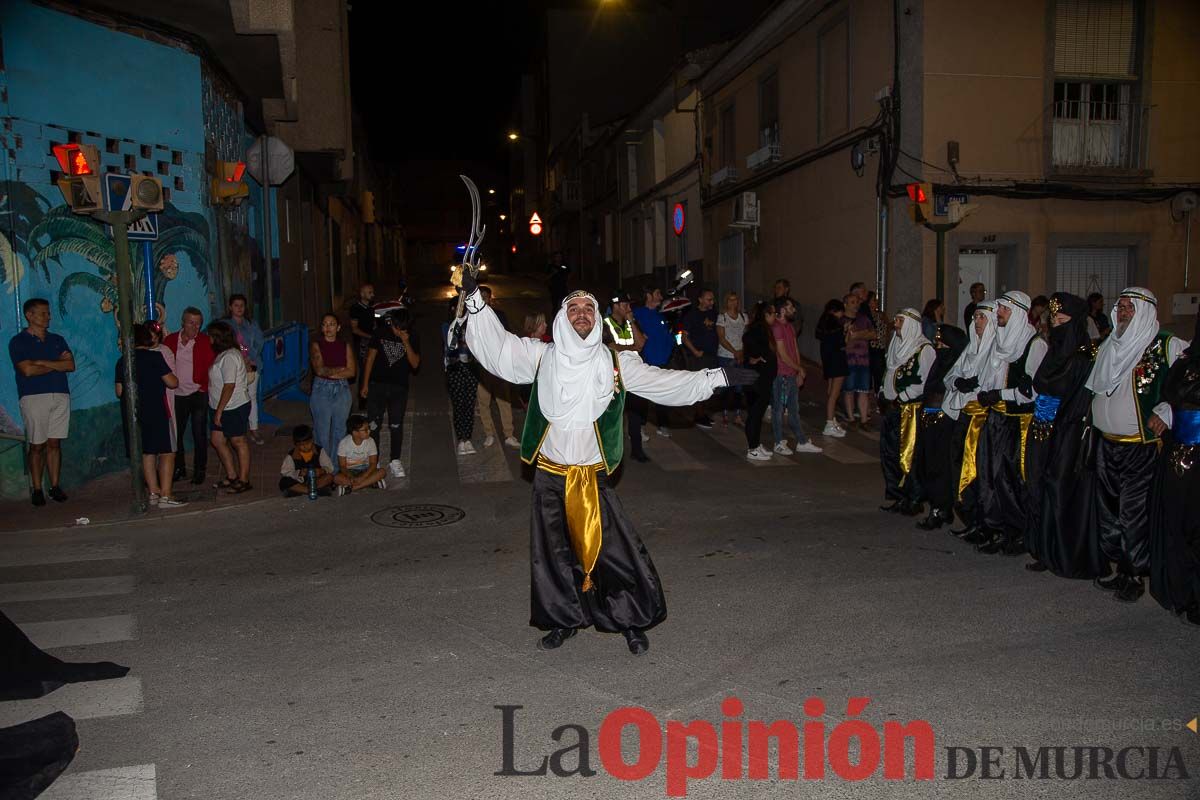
3,274,1197,799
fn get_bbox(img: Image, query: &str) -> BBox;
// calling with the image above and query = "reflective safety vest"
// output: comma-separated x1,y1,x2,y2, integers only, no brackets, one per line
604,316,634,346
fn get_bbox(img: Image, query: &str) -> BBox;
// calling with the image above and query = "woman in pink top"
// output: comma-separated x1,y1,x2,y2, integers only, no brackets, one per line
309,313,357,455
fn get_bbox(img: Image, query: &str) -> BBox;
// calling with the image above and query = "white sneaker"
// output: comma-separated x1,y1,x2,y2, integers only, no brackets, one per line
158,496,187,508
148,493,160,506
389,459,405,478
483,435,496,448
773,441,794,455
640,431,650,443
822,421,847,438
462,440,477,455
794,441,823,454
375,478,388,490
747,447,772,461
504,436,521,448
656,427,672,438
336,485,349,497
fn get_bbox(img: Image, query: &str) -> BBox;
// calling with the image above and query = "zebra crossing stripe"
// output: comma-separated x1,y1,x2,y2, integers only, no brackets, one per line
640,430,707,471
39,764,157,800
0,575,135,603
0,542,131,568
0,676,143,726
20,615,136,650
697,422,795,467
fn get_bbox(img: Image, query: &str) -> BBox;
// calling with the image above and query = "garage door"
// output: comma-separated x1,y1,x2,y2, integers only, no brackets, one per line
1056,247,1129,304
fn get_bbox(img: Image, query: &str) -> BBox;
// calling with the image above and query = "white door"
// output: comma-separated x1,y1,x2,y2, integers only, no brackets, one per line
957,252,996,328
1055,247,1128,309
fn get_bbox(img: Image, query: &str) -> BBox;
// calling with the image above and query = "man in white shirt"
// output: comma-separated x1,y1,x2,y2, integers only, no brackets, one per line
1087,288,1187,602
972,291,1048,556
460,271,754,656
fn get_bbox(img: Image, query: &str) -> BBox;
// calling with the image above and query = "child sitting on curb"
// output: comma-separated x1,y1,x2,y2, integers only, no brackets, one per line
279,424,335,497
334,414,388,495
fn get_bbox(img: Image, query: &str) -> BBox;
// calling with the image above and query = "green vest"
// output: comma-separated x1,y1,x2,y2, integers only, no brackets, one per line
1132,331,1175,443
520,349,627,474
894,343,931,399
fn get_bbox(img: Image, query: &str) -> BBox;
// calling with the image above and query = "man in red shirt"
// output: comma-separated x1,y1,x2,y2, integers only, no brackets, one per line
163,307,215,484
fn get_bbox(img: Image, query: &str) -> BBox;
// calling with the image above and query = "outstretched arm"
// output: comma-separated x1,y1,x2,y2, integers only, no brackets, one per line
618,350,727,406
463,290,547,384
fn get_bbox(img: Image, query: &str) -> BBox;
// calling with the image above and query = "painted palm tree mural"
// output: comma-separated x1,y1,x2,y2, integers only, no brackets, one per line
28,203,211,327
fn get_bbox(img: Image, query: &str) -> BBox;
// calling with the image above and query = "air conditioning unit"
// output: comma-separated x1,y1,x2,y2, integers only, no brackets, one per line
731,191,759,227
746,143,782,170
712,165,738,187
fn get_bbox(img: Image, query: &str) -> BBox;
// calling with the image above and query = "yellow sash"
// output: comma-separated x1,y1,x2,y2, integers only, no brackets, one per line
957,400,989,499
536,457,604,592
898,402,920,484
995,400,1034,481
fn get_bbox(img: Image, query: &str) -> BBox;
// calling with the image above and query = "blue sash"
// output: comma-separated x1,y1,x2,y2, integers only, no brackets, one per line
1033,394,1062,423
1174,409,1200,446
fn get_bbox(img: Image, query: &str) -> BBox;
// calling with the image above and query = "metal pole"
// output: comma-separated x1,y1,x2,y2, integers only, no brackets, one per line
261,136,275,327
1185,209,1192,290
142,241,155,320
97,209,148,514
935,227,945,302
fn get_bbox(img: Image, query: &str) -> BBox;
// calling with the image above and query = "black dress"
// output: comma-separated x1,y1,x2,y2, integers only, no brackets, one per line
1026,295,1106,578
115,348,174,455
816,314,849,379
1149,338,1200,616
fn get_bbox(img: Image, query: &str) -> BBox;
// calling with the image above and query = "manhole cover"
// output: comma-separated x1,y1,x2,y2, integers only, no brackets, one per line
371,504,466,529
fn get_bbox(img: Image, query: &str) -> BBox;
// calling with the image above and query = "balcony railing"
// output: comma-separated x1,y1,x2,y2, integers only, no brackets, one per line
1051,101,1150,171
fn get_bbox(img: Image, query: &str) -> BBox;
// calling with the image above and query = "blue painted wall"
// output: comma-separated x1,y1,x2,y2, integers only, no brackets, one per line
0,1,265,497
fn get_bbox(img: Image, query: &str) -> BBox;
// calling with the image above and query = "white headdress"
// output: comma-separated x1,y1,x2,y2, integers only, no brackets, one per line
538,291,615,429
885,308,929,372
1085,287,1159,395
943,300,997,417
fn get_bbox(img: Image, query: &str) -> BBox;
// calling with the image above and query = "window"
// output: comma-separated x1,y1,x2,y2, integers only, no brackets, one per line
1056,247,1129,303
1054,0,1137,80
719,104,735,168
759,72,780,147
818,16,849,140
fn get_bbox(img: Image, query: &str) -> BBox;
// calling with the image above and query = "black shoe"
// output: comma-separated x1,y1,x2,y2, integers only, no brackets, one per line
695,417,714,430
1025,559,1049,572
961,527,989,545
1001,537,1026,557
173,467,187,482
1115,577,1145,603
1094,573,1126,592
48,486,67,503
976,532,1005,555
31,488,46,507
536,628,577,651
623,628,650,656
916,509,952,530
950,523,977,539
191,471,206,485
879,500,903,513
899,501,924,517
630,451,650,463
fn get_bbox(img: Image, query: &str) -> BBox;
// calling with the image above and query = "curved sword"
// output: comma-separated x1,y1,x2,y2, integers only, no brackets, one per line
450,174,487,348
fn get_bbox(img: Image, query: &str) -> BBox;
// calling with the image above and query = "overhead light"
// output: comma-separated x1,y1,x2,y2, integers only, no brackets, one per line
488,188,496,195
499,214,507,221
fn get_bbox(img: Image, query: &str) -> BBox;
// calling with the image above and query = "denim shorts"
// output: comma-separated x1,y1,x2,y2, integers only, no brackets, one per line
843,364,872,393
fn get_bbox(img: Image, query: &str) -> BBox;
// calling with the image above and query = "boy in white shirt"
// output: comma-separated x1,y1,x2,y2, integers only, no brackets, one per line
334,414,388,495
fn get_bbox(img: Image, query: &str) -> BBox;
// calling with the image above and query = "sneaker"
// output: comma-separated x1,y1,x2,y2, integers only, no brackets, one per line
794,441,824,454
389,459,405,478
656,427,672,438
375,478,387,490
822,421,847,438
747,447,772,461
504,436,521,448
640,431,650,443
773,441,794,455
483,435,496,447
695,417,714,430
462,440,477,455
30,488,46,507
158,496,188,508
48,485,68,503
336,485,350,497
148,493,161,506
249,430,265,445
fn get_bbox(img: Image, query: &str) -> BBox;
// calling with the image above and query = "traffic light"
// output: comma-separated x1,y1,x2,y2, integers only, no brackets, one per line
906,182,932,224
129,175,164,212
211,160,249,205
52,144,102,212
362,191,376,224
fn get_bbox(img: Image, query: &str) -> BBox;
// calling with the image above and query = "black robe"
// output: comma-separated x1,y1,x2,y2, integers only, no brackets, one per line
1149,343,1200,615
916,327,967,513
1026,299,1107,578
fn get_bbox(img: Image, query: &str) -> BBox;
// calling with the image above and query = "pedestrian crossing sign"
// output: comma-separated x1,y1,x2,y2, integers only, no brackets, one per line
102,173,159,241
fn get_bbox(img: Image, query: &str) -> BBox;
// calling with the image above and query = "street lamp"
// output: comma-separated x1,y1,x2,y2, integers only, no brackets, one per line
488,188,496,195
499,213,507,221
507,132,519,141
